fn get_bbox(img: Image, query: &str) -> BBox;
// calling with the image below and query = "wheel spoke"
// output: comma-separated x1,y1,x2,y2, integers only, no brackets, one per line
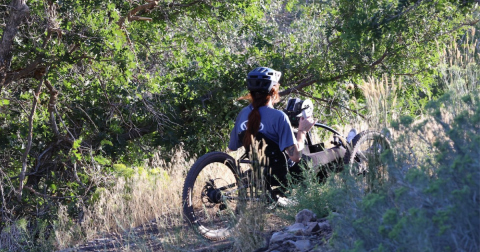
344,131,391,193
182,152,256,241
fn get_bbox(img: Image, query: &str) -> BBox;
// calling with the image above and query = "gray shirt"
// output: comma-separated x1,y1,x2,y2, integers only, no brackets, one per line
228,104,296,151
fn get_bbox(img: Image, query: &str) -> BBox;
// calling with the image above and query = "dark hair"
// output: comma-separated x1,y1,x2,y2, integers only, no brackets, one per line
241,85,280,148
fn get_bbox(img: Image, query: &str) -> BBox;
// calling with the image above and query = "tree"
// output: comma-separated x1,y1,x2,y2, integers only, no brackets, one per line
0,0,477,237
163,0,479,153
0,0,257,226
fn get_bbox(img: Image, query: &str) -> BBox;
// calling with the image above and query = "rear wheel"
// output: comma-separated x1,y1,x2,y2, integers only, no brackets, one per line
182,152,251,241
344,131,392,192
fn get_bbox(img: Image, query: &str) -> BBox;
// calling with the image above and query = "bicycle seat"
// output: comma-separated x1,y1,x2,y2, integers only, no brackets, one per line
239,131,289,187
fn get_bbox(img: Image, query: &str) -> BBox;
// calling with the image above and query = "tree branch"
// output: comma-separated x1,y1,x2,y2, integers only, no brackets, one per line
117,126,157,142
45,79,60,136
379,0,425,28
55,106,75,142
0,0,29,89
75,105,99,133
4,57,45,86
62,162,86,188
279,78,318,96
280,47,395,96
370,50,389,68
18,79,43,199
279,74,347,96
117,0,205,27
296,90,366,119
118,1,159,27
23,186,77,199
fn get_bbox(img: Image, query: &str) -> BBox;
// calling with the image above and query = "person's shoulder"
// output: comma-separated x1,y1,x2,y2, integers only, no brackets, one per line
239,105,253,114
262,107,288,118
272,107,288,116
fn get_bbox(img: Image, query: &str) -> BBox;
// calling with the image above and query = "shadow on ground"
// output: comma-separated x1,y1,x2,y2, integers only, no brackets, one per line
59,212,290,252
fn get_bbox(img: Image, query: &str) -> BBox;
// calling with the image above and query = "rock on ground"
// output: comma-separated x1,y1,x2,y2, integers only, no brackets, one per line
255,209,333,252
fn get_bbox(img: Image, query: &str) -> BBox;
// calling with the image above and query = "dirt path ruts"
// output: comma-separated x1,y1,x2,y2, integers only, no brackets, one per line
59,213,290,252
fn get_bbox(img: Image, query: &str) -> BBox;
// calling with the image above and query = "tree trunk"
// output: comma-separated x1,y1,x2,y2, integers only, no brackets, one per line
0,0,29,89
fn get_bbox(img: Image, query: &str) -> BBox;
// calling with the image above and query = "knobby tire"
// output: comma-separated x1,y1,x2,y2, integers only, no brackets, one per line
343,130,392,192
182,151,240,241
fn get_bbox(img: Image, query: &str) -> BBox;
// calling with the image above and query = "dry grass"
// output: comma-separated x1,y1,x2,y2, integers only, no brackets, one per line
231,201,269,252
53,146,196,250
0,221,27,252
361,74,400,131
230,140,274,251
316,74,401,143
52,144,274,251
438,27,479,93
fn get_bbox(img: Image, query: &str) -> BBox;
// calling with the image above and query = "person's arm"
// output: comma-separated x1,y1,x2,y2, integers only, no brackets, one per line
285,116,316,162
285,130,307,162
228,112,243,152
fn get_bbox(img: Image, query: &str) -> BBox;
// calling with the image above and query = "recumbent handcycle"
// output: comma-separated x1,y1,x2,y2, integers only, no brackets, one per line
182,98,391,241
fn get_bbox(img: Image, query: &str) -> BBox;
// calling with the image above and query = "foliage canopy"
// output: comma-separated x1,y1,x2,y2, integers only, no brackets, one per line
0,0,478,243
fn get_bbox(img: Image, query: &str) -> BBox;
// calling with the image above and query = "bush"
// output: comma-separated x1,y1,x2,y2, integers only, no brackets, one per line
330,92,480,252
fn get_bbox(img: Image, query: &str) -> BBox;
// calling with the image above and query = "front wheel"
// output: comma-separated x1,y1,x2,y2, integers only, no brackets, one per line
344,130,392,192
182,152,248,241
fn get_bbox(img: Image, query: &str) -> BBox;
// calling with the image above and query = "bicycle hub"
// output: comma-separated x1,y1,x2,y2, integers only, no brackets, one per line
206,187,222,204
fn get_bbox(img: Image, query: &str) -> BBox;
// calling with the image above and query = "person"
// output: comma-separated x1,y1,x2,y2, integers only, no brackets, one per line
228,67,346,188
228,67,316,163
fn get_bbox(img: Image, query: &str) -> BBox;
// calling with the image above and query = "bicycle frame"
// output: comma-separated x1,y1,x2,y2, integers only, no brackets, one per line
203,122,352,206
313,123,343,136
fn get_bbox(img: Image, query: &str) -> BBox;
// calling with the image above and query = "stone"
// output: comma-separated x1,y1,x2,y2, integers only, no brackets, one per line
286,223,305,234
305,222,320,234
293,239,312,251
318,221,331,232
260,209,333,252
295,209,316,224
285,240,296,246
270,231,295,244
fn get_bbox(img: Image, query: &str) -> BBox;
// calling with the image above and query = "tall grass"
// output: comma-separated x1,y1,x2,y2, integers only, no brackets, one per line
361,74,401,130
231,140,278,252
330,91,480,251
283,29,480,252
52,143,274,251
0,218,54,251
438,27,479,94
0,148,199,251
50,146,197,250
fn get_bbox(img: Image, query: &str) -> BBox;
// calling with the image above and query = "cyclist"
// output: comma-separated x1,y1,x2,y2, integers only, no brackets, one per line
228,67,315,163
228,67,346,182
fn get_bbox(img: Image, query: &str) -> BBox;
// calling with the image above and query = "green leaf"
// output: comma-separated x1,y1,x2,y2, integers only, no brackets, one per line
72,138,83,149
100,139,113,146
0,99,9,106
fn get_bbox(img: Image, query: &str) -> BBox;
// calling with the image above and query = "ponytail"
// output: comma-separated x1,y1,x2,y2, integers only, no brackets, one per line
241,85,280,148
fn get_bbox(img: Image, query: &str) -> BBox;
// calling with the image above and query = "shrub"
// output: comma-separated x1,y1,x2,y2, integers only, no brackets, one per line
330,92,480,252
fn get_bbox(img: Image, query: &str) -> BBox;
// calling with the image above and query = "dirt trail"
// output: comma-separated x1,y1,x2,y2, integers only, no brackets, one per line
59,212,291,252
